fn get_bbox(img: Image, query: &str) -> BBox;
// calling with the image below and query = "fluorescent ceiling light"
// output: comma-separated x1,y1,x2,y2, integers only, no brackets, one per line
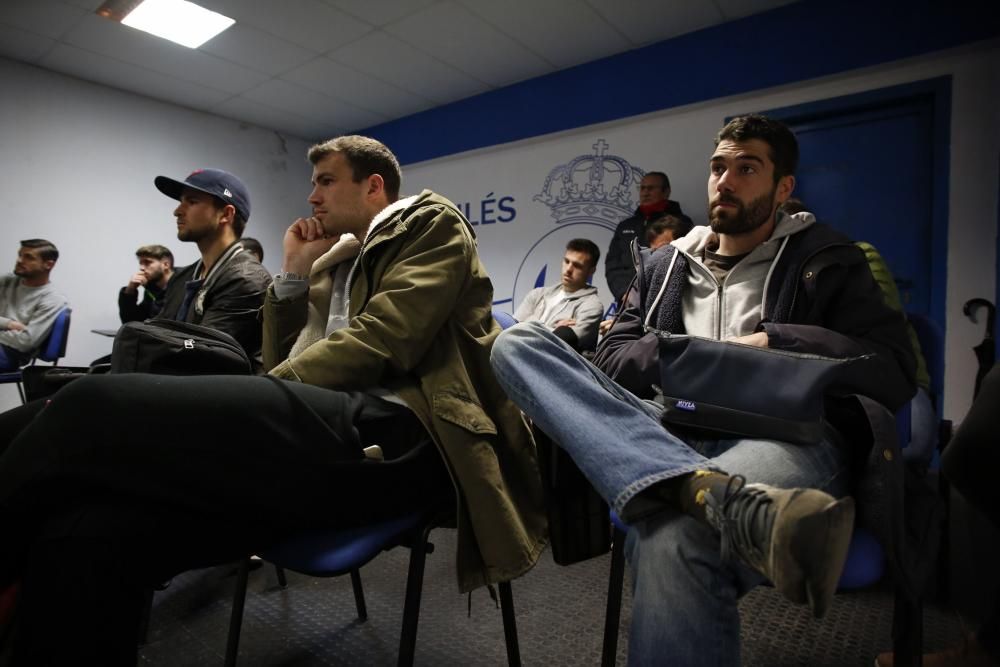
118,0,235,49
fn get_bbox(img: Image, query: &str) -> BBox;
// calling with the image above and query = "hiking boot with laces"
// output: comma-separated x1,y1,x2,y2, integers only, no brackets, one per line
703,475,855,618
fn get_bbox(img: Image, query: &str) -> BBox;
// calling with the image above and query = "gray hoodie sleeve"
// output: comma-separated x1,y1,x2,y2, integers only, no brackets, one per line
0,290,67,353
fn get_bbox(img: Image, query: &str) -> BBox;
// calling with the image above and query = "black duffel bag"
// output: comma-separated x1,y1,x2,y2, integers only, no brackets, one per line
533,426,612,566
110,320,252,375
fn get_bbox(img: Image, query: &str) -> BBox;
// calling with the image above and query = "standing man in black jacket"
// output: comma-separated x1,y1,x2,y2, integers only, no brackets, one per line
605,170,693,304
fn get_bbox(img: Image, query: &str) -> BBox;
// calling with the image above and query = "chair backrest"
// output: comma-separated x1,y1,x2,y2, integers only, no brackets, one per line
492,309,518,331
38,308,71,363
907,312,945,408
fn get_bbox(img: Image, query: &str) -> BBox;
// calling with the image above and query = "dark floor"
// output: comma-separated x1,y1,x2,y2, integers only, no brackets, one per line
137,527,966,666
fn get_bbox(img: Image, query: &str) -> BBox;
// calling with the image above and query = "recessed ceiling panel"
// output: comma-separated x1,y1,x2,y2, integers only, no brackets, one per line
324,0,438,27
0,0,88,40
282,57,435,119
200,22,318,76
242,78,386,131
459,0,630,69
41,42,231,109
384,1,553,87
204,0,373,55
329,31,488,105
61,14,269,94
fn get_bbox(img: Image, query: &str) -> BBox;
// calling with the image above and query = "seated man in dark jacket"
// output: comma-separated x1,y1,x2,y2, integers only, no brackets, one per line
117,244,176,323
149,168,272,369
492,115,916,666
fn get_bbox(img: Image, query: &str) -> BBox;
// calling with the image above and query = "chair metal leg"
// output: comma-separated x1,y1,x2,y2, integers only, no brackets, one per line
224,559,252,667
15,381,25,405
349,569,367,621
601,526,627,667
891,587,923,667
397,523,435,667
497,581,521,667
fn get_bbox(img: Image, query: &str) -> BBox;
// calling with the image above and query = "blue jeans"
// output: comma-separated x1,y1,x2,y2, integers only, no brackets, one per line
491,322,850,666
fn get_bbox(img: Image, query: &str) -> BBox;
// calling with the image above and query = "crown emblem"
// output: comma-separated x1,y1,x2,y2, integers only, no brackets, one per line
533,139,645,226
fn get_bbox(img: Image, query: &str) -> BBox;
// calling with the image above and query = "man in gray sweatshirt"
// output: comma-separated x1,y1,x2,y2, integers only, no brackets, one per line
0,239,68,370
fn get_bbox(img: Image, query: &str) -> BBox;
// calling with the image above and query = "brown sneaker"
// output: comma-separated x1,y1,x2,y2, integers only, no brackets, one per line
704,476,855,618
875,636,1000,667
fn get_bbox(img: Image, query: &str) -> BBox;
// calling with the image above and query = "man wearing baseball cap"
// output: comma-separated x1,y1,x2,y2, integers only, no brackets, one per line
149,168,271,368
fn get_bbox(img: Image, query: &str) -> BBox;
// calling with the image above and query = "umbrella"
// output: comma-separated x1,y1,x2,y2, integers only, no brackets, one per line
963,298,996,397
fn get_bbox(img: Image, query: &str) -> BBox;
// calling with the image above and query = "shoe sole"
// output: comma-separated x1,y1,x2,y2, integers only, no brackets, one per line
796,496,855,618
766,489,855,618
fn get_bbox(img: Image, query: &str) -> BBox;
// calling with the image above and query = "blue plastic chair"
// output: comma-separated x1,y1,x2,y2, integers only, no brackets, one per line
0,307,71,403
493,309,518,330
224,502,522,667
223,311,523,667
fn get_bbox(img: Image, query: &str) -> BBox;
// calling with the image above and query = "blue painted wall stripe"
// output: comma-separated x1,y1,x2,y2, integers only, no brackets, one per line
359,0,997,165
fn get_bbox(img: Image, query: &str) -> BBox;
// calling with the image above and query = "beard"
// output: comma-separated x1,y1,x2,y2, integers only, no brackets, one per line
177,223,211,243
708,187,776,235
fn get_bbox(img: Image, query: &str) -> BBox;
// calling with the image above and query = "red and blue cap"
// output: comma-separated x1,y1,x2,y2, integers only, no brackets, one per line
154,168,251,222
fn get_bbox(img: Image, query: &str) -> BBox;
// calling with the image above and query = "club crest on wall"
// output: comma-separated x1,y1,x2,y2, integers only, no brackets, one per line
507,140,645,317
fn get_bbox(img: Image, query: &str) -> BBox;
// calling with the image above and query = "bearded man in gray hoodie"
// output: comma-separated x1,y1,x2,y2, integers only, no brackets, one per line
492,114,916,666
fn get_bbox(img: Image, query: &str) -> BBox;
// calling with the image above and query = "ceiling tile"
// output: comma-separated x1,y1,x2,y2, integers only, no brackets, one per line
203,0,373,54
215,97,331,141
61,15,269,95
0,24,57,63
384,1,553,87
282,57,435,119
459,0,630,69
40,43,231,108
586,0,722,45
714,0,798,20
329,31,487,105
0,0,87,39
322,0,439,27
200,22,318,76
7,0,807,142
242,79,387,132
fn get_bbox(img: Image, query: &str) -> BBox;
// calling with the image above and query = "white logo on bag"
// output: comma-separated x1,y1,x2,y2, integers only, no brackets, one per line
184,339,195,349
676,400,696,411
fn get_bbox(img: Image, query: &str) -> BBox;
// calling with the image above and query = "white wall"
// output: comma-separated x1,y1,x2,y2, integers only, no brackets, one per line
2,43,997,421
0,57,315,410
404,42,1000,422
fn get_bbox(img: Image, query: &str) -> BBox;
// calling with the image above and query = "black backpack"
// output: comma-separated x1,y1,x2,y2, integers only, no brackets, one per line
110,320,252,375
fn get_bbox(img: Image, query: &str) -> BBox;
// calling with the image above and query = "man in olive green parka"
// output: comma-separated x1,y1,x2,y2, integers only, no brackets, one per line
264,136,548,592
